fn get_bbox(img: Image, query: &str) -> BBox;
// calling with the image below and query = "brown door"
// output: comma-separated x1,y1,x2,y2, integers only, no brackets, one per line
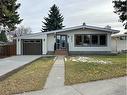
22,39,42,55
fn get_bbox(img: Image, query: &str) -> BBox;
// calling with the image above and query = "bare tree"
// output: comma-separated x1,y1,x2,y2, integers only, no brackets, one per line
12,26,32,37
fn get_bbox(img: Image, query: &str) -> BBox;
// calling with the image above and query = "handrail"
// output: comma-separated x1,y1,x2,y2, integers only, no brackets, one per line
54,42,69,51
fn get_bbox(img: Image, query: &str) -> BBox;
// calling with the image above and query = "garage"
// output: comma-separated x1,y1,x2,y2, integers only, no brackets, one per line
22,39,42,55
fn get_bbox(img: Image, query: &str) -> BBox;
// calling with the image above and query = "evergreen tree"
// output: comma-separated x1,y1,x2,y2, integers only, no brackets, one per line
0,30,7,42
0,0,23,31
113,0,127,29
42,4,64,32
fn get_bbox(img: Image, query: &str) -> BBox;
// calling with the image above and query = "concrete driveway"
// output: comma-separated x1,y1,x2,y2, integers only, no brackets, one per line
0,55,41,77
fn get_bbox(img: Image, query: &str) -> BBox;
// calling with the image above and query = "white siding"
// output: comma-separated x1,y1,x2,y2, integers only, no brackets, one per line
43,34,47,54
47,34,55,51
47,29,112,53
111,37,127,52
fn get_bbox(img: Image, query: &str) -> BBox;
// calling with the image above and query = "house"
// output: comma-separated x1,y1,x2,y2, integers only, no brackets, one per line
15,24,119,55
0,41,5,46
111,32,127,53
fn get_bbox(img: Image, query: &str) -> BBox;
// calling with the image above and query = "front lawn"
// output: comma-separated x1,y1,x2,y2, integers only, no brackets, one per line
0,57,55,95
65,54,127,85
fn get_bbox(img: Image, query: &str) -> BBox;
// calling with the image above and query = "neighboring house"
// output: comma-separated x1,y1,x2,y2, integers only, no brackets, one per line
15,24,119,55
111,32,127,53
0,41,5,46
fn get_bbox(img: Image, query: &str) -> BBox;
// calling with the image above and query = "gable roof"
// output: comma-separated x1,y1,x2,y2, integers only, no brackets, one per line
15,25,120,39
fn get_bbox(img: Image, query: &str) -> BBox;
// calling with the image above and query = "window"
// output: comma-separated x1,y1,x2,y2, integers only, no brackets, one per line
100,35,107,45
36,40,41,43
56,35,60,43
120,36,126,40
83,35,91,46
75,34,107,47
91,35,98,45
75,35,82,45
61,36,66,41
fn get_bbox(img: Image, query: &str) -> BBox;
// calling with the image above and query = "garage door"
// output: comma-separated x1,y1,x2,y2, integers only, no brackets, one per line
22,39,42,55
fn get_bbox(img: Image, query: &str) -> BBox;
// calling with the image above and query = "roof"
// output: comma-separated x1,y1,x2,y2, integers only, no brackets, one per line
0,41,6,46
15,25,120,39
112,33,127,37
0,41,5,44
124,31,127,34
44,25,119,34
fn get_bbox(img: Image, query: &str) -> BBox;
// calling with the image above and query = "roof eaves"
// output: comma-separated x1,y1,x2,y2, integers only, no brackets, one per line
14,25,120,39
45,25,83,34
85,25,119,33
112,34,127,37
45,25,120,34
14,32,45,39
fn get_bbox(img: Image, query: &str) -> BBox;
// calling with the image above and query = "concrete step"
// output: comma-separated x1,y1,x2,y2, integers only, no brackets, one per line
55,50,68,55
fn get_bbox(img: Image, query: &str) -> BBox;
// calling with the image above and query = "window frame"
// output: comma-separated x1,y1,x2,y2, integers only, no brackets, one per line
99,34,107,46
91,34,99,46
82,34,91,46
120,36,127,40
74,34,107,47
75,34,83,46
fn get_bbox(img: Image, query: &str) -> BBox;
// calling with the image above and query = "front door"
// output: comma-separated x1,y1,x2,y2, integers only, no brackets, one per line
56,35,67,50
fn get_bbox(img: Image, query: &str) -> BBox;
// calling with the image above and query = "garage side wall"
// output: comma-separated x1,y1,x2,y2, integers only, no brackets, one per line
16,39,21,55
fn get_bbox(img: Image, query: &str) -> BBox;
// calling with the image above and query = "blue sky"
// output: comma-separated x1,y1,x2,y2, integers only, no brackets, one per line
17,0,124,33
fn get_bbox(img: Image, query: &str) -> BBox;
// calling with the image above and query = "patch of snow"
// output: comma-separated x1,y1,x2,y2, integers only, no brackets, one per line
64,58,67,61
54,57,57,61
69,56,112,64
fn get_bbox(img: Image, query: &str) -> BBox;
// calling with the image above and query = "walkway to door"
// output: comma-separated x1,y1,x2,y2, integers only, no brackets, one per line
44,56,64,88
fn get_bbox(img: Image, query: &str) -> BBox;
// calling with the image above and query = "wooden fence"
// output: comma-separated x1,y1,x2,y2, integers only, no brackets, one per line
0,44,16,57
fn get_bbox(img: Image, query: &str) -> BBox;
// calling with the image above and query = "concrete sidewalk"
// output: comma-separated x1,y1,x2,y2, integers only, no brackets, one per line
72,76,127,95
17,77,127,95
0,56,41,77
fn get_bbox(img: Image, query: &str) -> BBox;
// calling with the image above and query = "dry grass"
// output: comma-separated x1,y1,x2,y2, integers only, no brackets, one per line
0,57,54,95
65,54,127,85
